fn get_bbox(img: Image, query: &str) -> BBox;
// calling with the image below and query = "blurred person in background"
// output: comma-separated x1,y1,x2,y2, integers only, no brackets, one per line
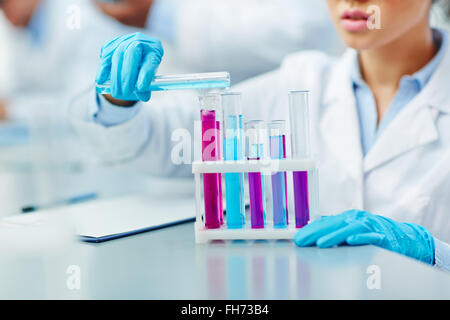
0,0,148,216
0,0,140,122
0,0,345,122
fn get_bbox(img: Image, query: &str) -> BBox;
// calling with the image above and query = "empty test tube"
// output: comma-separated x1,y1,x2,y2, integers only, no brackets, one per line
222,92,245,229
268,121,288,228
245,121,267,229
289,91,311,228
200,94,223,229
96,72,231,95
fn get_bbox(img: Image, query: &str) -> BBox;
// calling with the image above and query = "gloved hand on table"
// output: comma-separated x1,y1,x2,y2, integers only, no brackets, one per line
96,32,164,102
294,209,435,265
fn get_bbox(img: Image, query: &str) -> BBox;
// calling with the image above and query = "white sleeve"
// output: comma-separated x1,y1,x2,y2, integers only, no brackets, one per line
173,0,341,82
435,238,450,272
70,89,151,165
94,94,142,127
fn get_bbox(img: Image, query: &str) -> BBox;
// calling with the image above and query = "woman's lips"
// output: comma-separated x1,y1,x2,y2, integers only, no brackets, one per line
340,9,370,32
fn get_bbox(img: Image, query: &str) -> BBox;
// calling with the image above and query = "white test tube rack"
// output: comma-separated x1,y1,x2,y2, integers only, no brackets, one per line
193,158,319,244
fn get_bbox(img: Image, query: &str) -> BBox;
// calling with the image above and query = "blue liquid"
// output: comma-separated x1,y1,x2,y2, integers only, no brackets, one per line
227,255,247,299
224,115,245,229
96,79,230,95
269,135,288,228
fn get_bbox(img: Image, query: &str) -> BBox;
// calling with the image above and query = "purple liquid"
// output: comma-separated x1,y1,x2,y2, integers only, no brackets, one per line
293,171,309,228
201,109,222,229
248,172,265,229
269,135,287,228
252,256,266,299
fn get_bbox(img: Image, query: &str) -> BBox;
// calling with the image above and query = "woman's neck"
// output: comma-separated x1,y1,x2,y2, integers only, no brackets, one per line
358,21,438,121
359,24,437,88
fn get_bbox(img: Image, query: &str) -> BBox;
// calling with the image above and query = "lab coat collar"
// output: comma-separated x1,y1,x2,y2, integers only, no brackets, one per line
365,31,450,171
416,29,450,115
322,41,450,174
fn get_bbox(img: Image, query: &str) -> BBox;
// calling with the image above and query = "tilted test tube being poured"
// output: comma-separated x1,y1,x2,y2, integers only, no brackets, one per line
96,72,231,94
289,91,311,228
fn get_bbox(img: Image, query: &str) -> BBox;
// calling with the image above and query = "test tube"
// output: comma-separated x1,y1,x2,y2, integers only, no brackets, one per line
96,72,230,94
268,121,288,228
289,91,311,228
222,92,245,229
200,94,223,229
245,121,267,229
282,134,289,225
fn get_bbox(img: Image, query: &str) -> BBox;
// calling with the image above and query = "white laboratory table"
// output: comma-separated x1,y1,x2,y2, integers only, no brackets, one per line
1,129,449,300
0,220,449,300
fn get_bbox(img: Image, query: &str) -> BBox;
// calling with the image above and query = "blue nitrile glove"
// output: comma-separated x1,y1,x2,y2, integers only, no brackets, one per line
294,209,435,265
95,32,164,102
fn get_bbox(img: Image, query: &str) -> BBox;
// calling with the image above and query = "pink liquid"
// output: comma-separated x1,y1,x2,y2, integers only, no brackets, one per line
201,110,222,229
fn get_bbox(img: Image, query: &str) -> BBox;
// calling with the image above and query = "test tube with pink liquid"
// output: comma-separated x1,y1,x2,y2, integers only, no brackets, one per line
200,95,223,229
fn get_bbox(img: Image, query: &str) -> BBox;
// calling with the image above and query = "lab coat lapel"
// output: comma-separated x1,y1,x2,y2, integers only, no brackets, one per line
363,102,439,173
363,39,450,173
321,50,364,182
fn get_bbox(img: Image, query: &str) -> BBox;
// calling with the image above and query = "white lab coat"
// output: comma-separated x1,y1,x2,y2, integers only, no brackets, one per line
73,44,450,243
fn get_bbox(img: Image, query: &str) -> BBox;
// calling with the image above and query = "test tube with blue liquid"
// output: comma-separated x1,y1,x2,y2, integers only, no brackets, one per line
289,91,311,228
222,92,245,229
200,94,223,229
245,121,267,229
268,121,288,228
96,72,231,94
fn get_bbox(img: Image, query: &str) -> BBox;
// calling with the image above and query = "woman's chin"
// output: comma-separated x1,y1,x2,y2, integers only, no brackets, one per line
339,33,381,51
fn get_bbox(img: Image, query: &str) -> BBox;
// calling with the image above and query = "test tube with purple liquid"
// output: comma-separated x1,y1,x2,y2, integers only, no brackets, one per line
268,121,288,228
245,121,267,229
289,91,311,228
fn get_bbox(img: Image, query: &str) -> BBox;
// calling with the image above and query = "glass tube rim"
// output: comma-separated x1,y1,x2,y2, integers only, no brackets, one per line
199,94,221,111
221,91,242,97
268,120,286,127
244,119,265,129
289,90,310,95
